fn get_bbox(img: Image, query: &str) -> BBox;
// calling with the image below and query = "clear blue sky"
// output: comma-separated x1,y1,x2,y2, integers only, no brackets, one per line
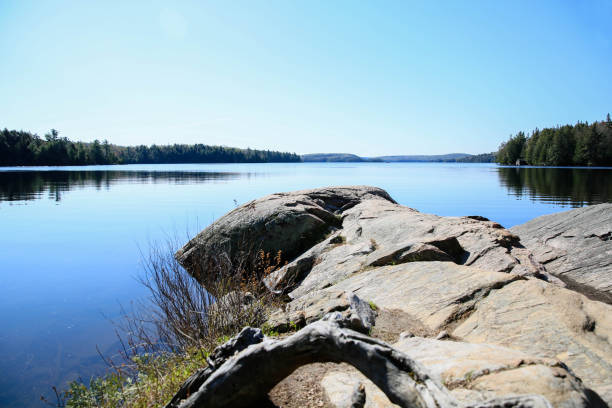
1,1,611,156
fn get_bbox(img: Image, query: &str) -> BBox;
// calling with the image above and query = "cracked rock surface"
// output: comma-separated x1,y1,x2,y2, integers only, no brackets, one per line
453,279,612,403
510,203,612,304
264,194,561,298
393,337,601,408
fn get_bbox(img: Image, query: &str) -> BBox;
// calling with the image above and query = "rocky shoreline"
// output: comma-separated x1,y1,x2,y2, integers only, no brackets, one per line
171,186,611,408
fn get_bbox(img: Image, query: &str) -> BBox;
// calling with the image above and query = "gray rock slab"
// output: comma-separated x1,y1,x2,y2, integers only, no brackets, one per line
393,337,602,408
453,279,612,405
321,366,400,408
267,289,376,334
270,262,520,334
266,194,555,299
511,203,612,303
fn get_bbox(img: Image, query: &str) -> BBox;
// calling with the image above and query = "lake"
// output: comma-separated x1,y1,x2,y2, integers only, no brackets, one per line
1,162,611,407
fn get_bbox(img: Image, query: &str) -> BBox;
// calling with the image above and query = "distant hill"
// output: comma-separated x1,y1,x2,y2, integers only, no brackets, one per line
301,152,491,163
455,152,495,163
367,153,471,162
302,153,366,162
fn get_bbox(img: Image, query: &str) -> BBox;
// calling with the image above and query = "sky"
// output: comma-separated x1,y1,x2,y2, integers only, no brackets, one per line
1,0,611,156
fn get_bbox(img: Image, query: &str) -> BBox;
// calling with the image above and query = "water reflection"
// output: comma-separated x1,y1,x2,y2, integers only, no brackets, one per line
497,167,612,206
0,170,245,202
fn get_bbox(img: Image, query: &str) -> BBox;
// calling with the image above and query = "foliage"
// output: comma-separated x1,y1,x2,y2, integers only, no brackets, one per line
0,128,301,166
496,116,612,166
45,349,208,408
260,322,280,337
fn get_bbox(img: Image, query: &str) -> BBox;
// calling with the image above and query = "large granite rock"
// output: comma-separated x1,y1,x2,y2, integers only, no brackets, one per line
178,187,612,406
264,190,558,299
176,186,394,281
266,289,377,334
510,204,612,304
178,186,557,291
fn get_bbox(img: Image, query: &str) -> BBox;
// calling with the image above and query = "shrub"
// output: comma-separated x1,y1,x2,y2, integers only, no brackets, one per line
46,236,285,407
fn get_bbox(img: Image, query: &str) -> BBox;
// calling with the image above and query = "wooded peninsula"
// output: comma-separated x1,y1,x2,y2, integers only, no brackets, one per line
496,115,612,166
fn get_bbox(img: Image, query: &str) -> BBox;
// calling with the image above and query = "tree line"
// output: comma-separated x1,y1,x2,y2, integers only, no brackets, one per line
0,129,301,166
496,115,612,166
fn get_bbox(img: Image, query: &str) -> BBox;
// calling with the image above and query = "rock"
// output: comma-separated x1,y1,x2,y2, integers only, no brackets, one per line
266,290,377,334
304,262,521,333
177,186,555,293
321,336,604,408
175,187,612,406
394,337,605,408
453,279,612,404
176,186,395,285
266,261,612,404
510,204,612,304
265,193,557,298
321,368,399,408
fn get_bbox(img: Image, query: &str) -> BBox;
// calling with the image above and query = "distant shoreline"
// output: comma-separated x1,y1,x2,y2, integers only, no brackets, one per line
301,152,495,163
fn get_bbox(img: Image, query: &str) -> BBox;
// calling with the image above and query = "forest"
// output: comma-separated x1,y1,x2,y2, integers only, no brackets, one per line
0,129,301,166
496,115,612,166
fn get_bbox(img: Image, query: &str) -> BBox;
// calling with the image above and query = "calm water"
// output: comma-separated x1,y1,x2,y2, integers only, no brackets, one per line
1,163,611,407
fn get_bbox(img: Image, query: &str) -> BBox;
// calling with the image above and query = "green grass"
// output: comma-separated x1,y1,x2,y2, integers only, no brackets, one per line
261,322,280,337
59,349,209,408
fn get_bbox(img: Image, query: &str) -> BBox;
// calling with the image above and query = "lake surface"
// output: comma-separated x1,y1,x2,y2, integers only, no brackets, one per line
1,162,611,407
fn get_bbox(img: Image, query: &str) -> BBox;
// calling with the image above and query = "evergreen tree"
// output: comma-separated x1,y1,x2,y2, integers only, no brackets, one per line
0,129,302,166
495,116,612,166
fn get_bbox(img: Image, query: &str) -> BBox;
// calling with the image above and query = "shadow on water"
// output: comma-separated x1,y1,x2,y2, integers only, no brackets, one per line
497,167,612,207
0,170,246,202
